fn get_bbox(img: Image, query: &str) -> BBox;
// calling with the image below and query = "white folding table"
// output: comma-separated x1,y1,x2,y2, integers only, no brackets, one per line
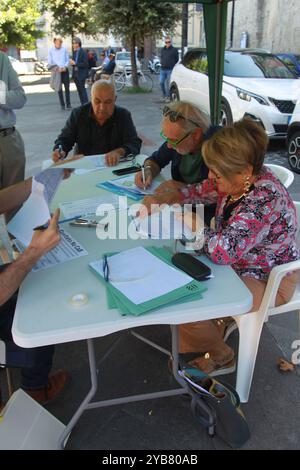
12,166,253,447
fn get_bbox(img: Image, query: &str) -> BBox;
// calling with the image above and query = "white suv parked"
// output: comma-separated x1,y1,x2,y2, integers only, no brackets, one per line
287,98,300,173
170,49,300,138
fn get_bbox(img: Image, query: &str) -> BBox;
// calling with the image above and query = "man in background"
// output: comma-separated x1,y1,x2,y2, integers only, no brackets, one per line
69,37,89,105
0,51,26,190
160,37,179,103
48,36,71,110
102,53,116,77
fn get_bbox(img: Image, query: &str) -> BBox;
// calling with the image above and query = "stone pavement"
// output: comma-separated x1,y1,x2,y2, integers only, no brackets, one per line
1,74,300,450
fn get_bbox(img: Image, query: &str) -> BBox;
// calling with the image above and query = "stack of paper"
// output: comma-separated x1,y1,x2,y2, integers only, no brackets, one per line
89,246,206,316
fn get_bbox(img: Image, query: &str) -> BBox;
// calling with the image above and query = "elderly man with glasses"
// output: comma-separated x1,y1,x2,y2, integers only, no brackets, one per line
160,37,179,102
135,101,219,221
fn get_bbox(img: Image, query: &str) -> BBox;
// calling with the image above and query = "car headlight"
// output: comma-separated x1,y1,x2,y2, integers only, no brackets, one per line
236,88,269,106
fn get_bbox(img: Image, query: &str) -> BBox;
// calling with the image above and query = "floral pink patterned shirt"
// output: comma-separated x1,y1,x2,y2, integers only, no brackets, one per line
179,166,299,280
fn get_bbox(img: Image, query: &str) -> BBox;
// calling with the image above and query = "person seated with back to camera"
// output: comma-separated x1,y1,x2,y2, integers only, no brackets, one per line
142,118,299,376
52,79,141,166
135,101,220,224
0,179,70,407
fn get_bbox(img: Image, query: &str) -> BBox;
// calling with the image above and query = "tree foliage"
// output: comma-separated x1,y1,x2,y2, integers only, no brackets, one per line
92,0,180,87
0,0,44,48
43,0,98,38
92,0,180,43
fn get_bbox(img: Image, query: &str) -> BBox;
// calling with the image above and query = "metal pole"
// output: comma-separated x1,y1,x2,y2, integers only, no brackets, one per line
229,0,235,48
181,3,189,55
214,2,222,124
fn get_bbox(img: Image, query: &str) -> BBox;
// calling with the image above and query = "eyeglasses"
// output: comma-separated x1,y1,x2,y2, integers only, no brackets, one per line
102,254,109,282
160,129,193,149
165,41,171,44
162,105,199,127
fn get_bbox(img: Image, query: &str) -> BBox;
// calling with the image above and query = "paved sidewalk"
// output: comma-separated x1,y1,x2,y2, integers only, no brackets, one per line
1,75,300,450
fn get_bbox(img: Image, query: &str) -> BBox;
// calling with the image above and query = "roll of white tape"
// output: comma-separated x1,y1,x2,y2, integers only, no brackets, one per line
69,293,89,308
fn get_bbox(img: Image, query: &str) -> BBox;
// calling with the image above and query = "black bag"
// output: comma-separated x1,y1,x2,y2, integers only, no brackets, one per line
171,253,211,281
179,366,250,448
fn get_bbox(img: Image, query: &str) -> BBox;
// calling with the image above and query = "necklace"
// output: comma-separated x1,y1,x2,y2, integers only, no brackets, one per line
227,190,249,204
227,176,252,204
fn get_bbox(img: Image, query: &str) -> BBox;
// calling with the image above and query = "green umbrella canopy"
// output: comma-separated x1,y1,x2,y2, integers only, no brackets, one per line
156,0,233,125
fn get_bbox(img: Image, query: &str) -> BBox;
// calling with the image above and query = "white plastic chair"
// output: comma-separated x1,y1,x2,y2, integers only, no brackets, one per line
234,200,300,403
0,389,65,449
265,164,294,188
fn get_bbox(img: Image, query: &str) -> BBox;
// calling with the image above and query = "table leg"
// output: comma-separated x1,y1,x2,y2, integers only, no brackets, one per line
58,338,98,449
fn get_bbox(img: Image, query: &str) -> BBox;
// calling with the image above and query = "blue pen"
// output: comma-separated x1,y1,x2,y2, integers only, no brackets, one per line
33,215,83,231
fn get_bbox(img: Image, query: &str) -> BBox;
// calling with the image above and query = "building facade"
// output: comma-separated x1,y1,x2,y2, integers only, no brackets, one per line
228,0,300,53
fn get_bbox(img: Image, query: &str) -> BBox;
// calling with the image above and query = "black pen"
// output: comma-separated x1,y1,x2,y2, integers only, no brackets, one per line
33,215,83,231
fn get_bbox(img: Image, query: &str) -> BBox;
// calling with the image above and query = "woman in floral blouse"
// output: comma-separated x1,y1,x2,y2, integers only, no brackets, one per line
145,118,299,375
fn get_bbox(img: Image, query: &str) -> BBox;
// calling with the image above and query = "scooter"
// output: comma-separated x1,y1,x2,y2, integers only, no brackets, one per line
148,56,161,74
34,61,49,74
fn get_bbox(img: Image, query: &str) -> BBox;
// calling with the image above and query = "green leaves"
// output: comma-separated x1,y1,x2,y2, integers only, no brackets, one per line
92,0,180,42
43,0,98,38
0,0,43,48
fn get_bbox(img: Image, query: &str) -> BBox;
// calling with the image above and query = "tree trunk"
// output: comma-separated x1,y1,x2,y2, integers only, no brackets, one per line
130,34,139,88
144,36,154,63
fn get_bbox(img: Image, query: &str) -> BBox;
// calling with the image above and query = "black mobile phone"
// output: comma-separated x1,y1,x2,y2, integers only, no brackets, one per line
171,253,211,281
112,165,141,176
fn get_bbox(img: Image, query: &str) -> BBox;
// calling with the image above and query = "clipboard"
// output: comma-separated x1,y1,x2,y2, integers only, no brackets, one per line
89,246,207,316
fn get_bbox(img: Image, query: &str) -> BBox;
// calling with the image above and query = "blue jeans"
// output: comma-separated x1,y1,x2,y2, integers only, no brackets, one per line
159,69,172,98
0,294,54,389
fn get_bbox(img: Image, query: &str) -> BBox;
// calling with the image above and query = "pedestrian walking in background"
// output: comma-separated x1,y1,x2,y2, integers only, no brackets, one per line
48,36,71,110
160,37,179,102
70,37,89,105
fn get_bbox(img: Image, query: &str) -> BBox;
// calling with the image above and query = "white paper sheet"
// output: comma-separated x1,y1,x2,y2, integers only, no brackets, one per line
133,205,194,240
34,168,64,204
108,174,161,195
51,154,107,170
7,179,51,247
89,246,193,305
41,159,99,176
32,228,88,272
59,194,127,219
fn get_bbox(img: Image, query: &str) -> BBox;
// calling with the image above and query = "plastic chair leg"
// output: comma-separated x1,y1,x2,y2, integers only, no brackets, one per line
235,313,265,403
6,368,14,398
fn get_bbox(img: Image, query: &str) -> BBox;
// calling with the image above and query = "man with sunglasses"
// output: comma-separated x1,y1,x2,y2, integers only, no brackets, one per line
135,101,219,220
160,37,179,102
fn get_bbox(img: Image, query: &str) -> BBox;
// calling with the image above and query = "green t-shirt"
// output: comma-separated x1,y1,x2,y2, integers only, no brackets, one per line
179,152,204,184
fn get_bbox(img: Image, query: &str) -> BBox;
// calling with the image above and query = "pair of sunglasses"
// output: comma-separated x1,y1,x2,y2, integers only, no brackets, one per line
160,129,193,149
162,105,199,127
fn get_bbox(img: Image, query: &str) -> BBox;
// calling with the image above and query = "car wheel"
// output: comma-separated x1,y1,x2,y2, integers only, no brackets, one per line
220,100,233,127
170,86,179,102
287,130,300,174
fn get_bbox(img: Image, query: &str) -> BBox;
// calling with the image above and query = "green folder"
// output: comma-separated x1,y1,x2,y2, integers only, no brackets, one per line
89,246,207,316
